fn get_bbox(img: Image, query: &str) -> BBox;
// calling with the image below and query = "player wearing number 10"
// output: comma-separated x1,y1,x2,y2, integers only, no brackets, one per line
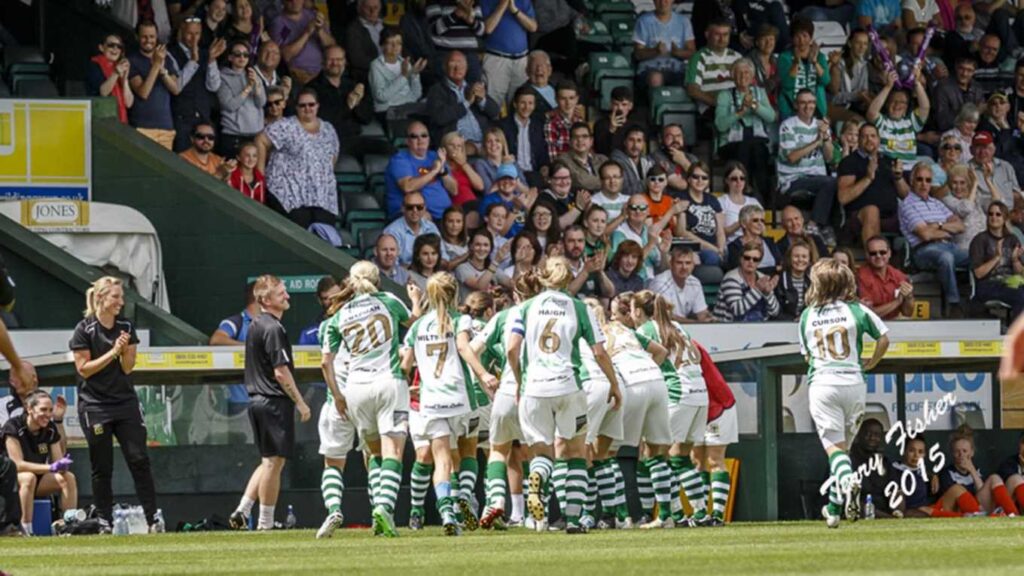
507,257,622,534
321,261,423,538
799,258,889,529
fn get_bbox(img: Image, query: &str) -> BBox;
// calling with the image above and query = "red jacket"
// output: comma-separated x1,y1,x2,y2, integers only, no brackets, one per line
228,167,266,204
696,341,736,422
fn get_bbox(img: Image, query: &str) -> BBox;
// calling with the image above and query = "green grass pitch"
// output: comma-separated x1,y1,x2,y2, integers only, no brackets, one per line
2,520,1023,575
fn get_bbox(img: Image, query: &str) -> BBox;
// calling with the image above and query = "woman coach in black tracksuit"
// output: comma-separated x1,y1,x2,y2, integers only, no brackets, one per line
70,276,158,531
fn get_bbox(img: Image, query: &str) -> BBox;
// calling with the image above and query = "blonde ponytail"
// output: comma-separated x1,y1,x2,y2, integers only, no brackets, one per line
426,272,459,337
83,276,123,318
349,261,381,295
538,256,572,290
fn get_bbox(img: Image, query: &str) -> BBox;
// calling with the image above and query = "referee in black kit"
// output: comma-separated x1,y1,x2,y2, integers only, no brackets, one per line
69,276,159,532
230,275,311,531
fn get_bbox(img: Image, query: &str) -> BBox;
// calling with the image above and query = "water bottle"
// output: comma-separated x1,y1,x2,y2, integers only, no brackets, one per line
130,507,148,535
864,495,876,520
113,510,129,536
285,505,297,529
153,509,166,534
64,509,87,523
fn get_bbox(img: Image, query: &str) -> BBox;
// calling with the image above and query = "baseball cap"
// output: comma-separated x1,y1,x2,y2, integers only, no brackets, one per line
972,131,994,147
496,163,518,180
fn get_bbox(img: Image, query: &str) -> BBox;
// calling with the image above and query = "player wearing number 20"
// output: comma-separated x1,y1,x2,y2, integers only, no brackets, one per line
799,258,890,529
321,261,423,538
401,273,498,536
507,257,622,535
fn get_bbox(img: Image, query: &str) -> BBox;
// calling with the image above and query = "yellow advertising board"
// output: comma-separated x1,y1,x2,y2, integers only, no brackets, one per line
0,99,91,200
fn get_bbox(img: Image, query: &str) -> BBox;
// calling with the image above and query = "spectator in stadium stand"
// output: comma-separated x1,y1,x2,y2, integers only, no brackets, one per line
228,141,267,203
500,86,550,185
256,88,340,230
832,245,856,270
524,198,562,250
167,20,225,152
307,46,373,149
482,203,516,266
685,17,741,114
530,1,584,77
544,81,585,160
369,28,426,118
606,239,646,296
712,241,781,322
943,104,981,164
440,206,470,268
943,3,984,68
593,87,646,158
383,191,442,266
611,193,683,281
520,50,556,121
777,18,830,121
969,200,1024,318
425,50,501,155
209,281,261,347
223,0,269,55
774,239,815,320
995,432,1024,512
720,162,763,243
932,163,985,253
472,127,530,198
200,0,230,48
931,133,966,190
648,246,713,323
679,162,727,268
827,29,871,121
632,0,696,88
857,235,914,319
973,34,1012,97
478,0,537,106
297,276,342,345
590,162,629,226
269,0,336,86
557,123,608,194
2,390,78,536
899,162,969,317
541,160,590,228
848,418,893,518
128,20,182,150
1008,59,1024,122
940,426,1021,515
748,23,780,106
715,58,775,200
479,163,533,236
866,65,930,172
650,123,697,195
385,121,459,220
455,228,511,298
931,57,984,134
610,127,656,197
217,39,267,158
499,230,541,279
795,0,857,27
838,123,909,247
179,121,235,179
427,0,487,84
253,41,294,95
901,0,944,29
834,118,864,168
979,92,1024,183
563,225,608,298
970,130,1020,211
581,204,611,257
727,205,782,274
343,0,383,85
777,91,838,245
644,164,682,227
777,205,828,259
400,0,442,90
70,277,159,531
373,233,411,285
855,0,903,32
263,86,287,126
86,34,135,125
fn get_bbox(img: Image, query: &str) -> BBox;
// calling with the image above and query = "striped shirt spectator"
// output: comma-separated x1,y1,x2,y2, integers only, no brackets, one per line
777,114,828,193
685,19,740,112
428,0,485,51
875,112,924,163
712,267,781,322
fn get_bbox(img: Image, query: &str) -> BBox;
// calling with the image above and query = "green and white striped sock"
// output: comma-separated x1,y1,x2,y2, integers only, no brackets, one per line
367,456,383,505
459,457,479,503
594,459,617,517
584,465,598,518
564,458,589,524
409,461,433,516
829,451,855,494
375,458,402,513
673,456,707,515
646,456,674,520
711,470,730,519
700,470,711,512
637,460,655,515
485,461,508,510
321,466,344,515
609,458,629,521
553,459,569,516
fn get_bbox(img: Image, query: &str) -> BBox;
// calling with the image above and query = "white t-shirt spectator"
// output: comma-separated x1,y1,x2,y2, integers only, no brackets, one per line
720,195,762,243
647,269,707,319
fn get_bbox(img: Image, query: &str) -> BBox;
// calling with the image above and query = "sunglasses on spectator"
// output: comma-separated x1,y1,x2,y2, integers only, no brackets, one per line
914,177,932,183
268,99,285,106
628,204,647,211
193,133,216,141
868,250,889,257
231,51,250,58
407,133,429,139
648,175,667,183
742,254,762,262
404,204,425,211
690,174,709,181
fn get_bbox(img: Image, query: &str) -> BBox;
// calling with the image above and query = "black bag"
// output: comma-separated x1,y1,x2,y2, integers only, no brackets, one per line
0,455,21,530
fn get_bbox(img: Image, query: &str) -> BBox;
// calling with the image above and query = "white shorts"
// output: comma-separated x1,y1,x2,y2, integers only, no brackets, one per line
808,384,865,449
518,390,588,446
614,380,672,449
472,404,491,448
669,403,708,445
410,410,470,449
489,393,523,446
584,379,624,445
698,405,739,447
318,399,357,459
345,378,410,444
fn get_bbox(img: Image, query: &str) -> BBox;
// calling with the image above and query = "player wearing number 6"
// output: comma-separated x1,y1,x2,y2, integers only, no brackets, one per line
322,261,423,538
800,258,889,528
507,257,622,534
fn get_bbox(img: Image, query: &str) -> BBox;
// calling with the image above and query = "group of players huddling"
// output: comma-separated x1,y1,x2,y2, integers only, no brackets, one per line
227,255,885,536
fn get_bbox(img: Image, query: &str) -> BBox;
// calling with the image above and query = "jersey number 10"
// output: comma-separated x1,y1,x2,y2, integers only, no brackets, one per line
813,326,850,360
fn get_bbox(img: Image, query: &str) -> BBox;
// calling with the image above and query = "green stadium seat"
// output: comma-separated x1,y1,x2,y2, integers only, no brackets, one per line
14,77,58,98
602,13,635,48
3,46,48,80
589,52,633,87
355,225,383,251
599,77,635,111
649,86,694,125
335,155,365,189
577,20,613,47
593,0,634,18
363,154,390,180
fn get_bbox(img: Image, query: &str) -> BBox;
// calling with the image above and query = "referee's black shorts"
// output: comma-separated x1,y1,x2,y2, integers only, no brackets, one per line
247,395,295,459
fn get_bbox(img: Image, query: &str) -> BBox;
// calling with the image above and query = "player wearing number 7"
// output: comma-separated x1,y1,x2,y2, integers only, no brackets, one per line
799,258,889,528
322,261,423,538
400,273,498,536
507,257,623,534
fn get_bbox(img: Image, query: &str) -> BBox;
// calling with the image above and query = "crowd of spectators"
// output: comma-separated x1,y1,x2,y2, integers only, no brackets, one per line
85,0,1024,322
